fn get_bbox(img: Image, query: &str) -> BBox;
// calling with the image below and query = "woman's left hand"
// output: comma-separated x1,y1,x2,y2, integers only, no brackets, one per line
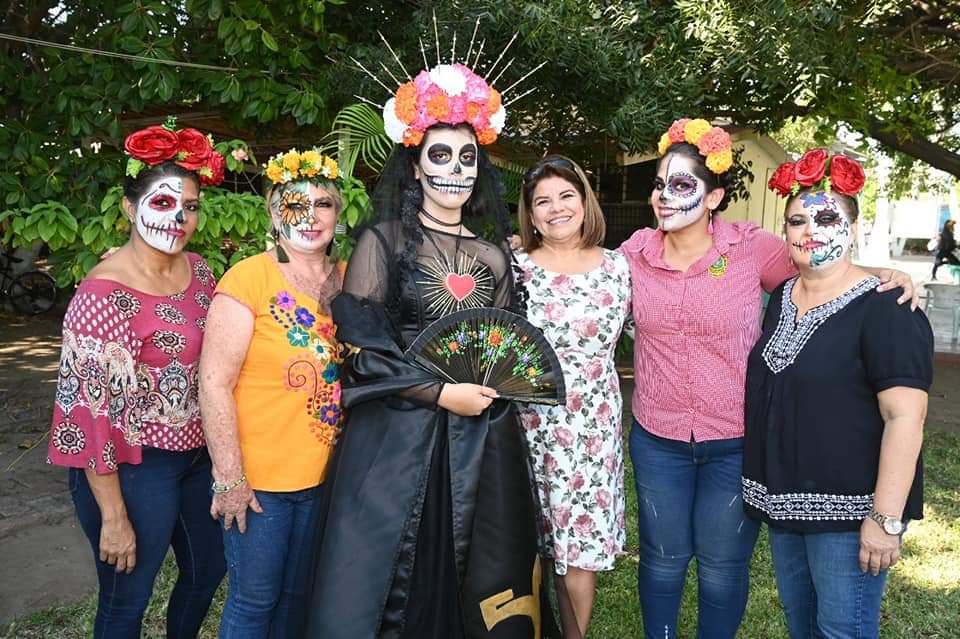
859,517,901,576
875,269,919,310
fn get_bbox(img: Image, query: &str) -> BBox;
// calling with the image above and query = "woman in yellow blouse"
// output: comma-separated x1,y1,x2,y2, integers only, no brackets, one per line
199,148,344,638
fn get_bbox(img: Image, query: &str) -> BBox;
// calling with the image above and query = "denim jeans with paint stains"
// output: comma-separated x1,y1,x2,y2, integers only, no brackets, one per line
769,527,888,639
629,421,760,639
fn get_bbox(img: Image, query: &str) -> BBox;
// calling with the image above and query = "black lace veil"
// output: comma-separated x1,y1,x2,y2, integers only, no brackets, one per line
342,123,519,325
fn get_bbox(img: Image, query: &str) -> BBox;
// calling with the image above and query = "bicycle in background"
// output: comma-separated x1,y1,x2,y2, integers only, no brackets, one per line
0,250,57,315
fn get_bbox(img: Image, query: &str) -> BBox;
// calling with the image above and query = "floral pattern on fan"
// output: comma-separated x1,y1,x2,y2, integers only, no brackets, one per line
406,307,565,405
432,320,547,387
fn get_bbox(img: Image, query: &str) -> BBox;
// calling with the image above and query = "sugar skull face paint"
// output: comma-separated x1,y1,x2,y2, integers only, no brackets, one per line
133,177,199,254
785,191,853,270
652,155,707,232
416,127,478,213
269,180,338,253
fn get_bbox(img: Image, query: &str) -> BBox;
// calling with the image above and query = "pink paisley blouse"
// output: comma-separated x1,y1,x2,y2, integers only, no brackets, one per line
48,253,215,473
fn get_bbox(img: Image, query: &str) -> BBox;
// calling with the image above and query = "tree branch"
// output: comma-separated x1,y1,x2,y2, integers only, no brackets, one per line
867,118,960,179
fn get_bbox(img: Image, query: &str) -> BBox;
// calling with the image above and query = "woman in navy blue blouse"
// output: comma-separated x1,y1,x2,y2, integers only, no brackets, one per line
742,151,933,639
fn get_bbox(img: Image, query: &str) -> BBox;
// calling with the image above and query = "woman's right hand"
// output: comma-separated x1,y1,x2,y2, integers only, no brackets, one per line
100,515,137,574
210,481,263,534
438,383,499,416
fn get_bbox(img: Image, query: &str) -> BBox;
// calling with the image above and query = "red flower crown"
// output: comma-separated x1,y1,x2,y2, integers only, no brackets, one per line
124,116,225,186
768,148,865,198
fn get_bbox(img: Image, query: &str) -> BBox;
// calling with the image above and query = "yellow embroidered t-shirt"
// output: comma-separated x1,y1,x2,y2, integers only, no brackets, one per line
215,252,344,491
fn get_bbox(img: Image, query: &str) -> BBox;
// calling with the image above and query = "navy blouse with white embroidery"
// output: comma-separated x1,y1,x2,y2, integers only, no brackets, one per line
742,276,934,533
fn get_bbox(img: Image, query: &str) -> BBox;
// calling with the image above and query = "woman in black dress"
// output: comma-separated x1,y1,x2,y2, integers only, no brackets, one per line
743,151,933,638
300,63,558,637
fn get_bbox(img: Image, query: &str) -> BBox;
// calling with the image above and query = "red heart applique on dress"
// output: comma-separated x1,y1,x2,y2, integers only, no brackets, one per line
444,273,476,302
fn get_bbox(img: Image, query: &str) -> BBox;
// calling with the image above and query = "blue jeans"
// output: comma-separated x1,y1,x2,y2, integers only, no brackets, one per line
769,527,888,639
70,447,226,639
629,421,760,639
219,486,323,639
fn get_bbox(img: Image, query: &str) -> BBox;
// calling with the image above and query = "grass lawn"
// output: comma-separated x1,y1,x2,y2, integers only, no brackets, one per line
6,431,958,638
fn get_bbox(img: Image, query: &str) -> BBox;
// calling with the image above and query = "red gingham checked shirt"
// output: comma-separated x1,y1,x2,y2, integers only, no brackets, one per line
620,219,796,442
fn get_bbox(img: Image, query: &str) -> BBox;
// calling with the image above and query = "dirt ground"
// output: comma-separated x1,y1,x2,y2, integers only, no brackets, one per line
0,310,958,625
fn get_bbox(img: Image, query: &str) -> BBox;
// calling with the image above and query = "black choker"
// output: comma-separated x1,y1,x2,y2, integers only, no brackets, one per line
419,209,462,228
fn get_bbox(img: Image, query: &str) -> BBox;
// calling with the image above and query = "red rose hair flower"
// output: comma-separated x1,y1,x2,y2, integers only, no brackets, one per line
199,151,226,186
124,126,179,164
768,162,796,197
829,155,866,196
767,150,865,198
793,148,828,186
174,128,214,171
123,118,225,187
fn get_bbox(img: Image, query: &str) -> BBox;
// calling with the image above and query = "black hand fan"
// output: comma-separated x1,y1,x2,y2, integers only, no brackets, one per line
405,307,566,405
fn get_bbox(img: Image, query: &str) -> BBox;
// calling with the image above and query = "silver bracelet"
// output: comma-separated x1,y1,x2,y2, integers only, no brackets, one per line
211,474,247,494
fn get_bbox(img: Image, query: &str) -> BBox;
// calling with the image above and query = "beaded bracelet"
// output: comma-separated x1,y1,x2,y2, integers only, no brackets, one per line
211,474,247,494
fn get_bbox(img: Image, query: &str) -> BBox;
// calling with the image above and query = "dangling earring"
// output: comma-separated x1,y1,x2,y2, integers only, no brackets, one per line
707,211,715,235
273,228,290,263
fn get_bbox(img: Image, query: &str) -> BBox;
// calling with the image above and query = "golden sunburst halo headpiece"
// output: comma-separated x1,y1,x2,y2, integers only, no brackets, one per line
341,13,545,147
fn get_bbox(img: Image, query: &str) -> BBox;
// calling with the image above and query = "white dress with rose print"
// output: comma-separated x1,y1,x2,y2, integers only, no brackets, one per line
514,248,631,575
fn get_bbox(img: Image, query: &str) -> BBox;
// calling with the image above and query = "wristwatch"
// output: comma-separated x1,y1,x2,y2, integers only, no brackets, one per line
868,509,904,535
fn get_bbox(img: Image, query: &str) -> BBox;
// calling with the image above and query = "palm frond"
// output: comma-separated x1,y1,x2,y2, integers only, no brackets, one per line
321,103,394,177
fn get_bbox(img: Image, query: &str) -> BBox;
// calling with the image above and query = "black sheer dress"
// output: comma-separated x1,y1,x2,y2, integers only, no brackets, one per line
303,221,556,639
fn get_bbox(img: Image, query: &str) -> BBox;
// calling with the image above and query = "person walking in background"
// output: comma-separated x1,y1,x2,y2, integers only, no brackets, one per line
931,218,958,280
199,148,346,639
48,121,227,639
744,151,932,638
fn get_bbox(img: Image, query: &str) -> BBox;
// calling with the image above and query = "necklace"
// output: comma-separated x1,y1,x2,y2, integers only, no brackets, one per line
419,208,462,228
269,252,341,313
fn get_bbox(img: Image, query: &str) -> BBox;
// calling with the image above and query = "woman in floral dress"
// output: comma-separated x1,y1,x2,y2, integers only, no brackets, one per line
514,155,631,639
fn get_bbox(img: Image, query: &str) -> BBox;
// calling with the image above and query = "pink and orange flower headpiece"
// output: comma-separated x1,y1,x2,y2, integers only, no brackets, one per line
383,64,505,147
124,116,225,186
349,15,544,147
657,118,734,174
767,148,866,198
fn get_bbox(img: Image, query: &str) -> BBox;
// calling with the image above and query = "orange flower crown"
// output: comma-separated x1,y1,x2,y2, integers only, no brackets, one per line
657,118,733,174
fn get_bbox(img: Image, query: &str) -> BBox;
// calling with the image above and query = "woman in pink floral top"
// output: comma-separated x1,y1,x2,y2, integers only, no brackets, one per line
48,122,227,639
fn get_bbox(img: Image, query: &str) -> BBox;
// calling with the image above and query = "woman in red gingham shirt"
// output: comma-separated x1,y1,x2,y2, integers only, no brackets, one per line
621,119,916,639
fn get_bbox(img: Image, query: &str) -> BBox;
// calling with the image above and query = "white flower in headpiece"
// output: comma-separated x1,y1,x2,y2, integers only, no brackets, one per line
429,64,467,96
489,106,507,133
382,98,407,144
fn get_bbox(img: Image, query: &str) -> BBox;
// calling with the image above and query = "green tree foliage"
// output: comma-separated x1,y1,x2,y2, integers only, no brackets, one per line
4,0,958,287
0,0,352,285
454,1,959,180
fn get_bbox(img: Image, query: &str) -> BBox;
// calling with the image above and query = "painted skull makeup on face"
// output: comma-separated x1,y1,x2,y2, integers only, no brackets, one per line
417,128,478,211
135,177,195,254
786,191,853,270
270,180,338,253
652,156,708,232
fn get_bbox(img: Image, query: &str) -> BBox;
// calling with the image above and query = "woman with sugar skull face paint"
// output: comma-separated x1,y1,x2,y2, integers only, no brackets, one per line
199,147,347,638
742,152,933,638
47,120,227,639
620,123,919,639
299,59,560,638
